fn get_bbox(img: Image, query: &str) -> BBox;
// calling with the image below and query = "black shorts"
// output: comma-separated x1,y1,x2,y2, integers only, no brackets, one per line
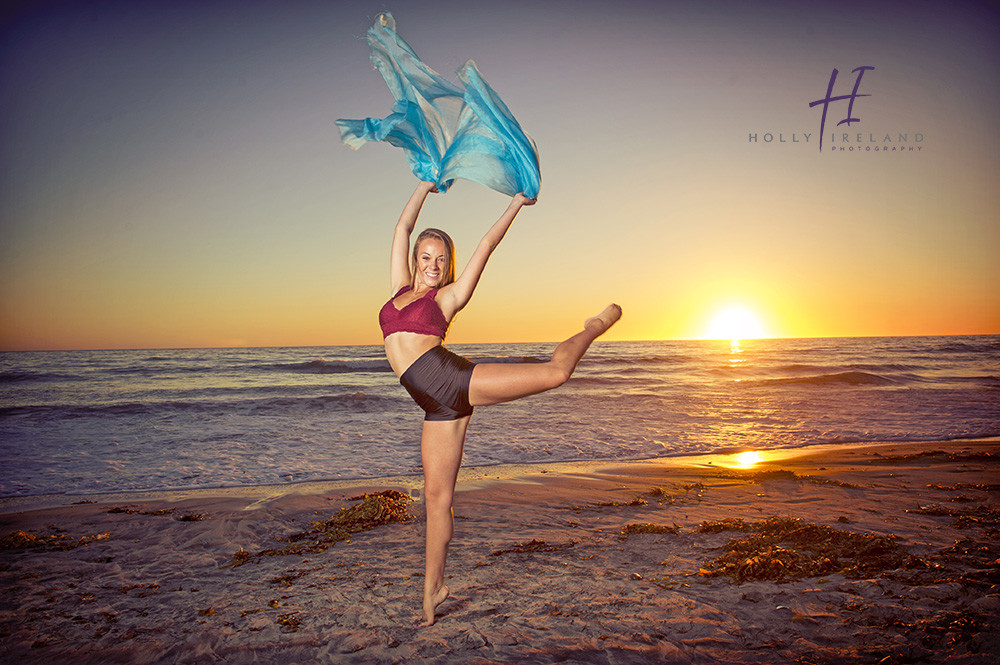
399,345,475,421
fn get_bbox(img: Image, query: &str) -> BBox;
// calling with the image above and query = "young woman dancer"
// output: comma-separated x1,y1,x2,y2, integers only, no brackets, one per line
379,181,621,626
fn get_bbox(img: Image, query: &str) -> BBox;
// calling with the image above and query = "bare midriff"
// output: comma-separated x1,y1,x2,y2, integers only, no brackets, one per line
384,331,442,376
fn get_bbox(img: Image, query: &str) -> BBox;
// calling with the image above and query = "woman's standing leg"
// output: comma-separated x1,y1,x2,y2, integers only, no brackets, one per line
469,304,621,406
418,416,470,626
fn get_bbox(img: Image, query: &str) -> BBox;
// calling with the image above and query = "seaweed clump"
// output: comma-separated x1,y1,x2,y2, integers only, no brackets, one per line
621,523,679,538
276,612,302,632
0,529,110,551
228,490,412,567
872,449,996,464
698,516,923,583
906,503,1000,528
698,518,749,534
107,505,206,521
490,539,576,557
570,495,648,511
715,468,859,489
106,505,175,516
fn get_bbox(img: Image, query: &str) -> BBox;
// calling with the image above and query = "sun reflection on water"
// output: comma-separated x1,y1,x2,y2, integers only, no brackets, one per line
734,450,763,468
727,338,746,369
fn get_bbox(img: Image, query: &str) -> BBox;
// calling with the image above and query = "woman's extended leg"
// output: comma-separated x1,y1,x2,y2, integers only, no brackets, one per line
418,416,470,627
469,304,621,407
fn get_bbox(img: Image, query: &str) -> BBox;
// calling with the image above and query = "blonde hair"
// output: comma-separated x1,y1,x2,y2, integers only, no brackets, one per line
411,228,456,288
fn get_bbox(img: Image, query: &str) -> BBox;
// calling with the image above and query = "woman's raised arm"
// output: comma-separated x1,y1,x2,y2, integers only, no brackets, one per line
438,193,535,316
390,182,438,293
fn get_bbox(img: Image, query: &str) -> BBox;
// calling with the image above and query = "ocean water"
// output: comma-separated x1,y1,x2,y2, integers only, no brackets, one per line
1,336,997,498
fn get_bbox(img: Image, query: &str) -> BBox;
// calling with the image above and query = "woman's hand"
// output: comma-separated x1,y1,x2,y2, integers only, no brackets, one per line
514,193,536,206
418,181,439,194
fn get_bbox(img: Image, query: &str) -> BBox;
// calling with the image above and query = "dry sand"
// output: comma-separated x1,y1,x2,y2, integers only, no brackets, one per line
1,438,998,664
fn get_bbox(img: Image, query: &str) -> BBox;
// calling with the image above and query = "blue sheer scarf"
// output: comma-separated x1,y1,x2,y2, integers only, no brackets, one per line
336,13,540,199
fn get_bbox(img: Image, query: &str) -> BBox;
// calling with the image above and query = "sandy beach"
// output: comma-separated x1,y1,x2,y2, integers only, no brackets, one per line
1,438,997,664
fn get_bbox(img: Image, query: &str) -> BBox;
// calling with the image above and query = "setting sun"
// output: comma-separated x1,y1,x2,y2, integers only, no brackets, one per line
705,305,767,341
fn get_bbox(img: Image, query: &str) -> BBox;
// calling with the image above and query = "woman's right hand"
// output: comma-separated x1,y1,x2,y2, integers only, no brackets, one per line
514,193,536,206
419,181,439,194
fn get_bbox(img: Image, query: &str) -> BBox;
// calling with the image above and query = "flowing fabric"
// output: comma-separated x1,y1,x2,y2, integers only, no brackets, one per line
336,13,540,199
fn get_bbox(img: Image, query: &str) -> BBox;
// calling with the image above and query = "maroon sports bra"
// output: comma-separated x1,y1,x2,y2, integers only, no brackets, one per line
379,286,449,339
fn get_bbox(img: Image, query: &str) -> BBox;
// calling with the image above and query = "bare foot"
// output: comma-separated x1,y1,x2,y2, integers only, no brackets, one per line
417,584,449,627
585,304,622,334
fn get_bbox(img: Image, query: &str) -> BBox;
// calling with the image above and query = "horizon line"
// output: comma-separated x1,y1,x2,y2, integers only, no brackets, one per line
3,332,998,353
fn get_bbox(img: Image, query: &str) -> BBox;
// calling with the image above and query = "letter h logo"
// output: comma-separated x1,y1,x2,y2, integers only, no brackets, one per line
809,66,875,151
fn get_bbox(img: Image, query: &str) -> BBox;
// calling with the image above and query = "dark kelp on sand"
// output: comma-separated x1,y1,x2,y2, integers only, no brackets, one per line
228,490,413,566
0,529,110,552
620,523,680,537
490,539,577,557
715,468,860,489
697,516,927,583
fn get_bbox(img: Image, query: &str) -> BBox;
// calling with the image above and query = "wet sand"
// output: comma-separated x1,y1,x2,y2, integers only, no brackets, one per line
1,438,998,664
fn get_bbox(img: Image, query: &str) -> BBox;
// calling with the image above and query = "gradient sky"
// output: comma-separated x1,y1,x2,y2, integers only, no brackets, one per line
2,0,998,350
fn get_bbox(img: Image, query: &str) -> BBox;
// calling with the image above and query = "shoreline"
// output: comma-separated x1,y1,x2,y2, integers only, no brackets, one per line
3,436,997,515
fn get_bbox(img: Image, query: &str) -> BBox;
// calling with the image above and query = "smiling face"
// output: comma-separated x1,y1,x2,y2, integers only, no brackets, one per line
415,237,447,287
411,228,455,289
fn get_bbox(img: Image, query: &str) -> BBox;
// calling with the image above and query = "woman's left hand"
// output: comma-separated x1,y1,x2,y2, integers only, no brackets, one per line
514,193,537,206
